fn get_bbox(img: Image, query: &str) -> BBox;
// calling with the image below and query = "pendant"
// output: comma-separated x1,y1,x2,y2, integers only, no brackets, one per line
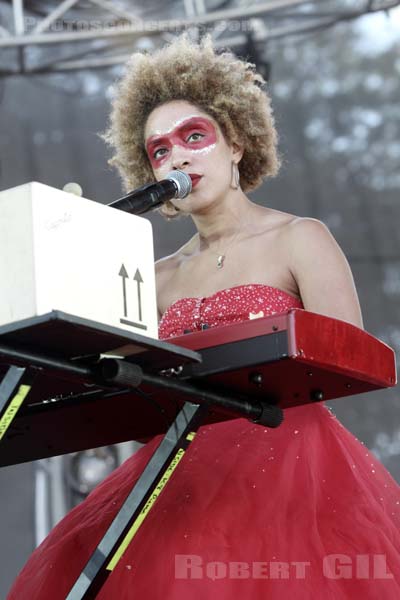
217,254,225,268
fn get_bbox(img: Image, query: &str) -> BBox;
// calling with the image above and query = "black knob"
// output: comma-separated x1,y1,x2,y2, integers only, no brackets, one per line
249,372,263,386
311,389,324,402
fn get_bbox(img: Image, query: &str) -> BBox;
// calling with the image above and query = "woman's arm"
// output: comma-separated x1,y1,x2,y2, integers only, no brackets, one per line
287,217,364,329
155,259,166,321
155,255,177,321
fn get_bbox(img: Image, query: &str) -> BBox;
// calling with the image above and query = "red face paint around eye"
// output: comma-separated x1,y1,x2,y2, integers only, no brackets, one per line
145,116,217,169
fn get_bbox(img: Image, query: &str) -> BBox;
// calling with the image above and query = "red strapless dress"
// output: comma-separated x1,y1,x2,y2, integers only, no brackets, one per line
7,285,400,599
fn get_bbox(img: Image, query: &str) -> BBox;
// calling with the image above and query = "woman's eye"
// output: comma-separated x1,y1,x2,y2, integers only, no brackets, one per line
154,147,168,159
187,132,204,143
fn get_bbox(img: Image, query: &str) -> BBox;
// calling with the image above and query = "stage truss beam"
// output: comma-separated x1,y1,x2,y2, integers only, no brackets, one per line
0,0,399,74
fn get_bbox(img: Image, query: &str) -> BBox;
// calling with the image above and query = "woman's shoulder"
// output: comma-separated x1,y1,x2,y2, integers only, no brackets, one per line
247,208,327,247
268,214,337,268
155,256,177,319
253,206,326,234
252,210,334,275
279,215,337,253
155,252,179,294
155,237,197,308
252,208,329,247
155,236,196,276
284,215,329,233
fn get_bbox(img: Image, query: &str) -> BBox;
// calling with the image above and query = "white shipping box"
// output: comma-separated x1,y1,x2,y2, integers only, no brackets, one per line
0,182,158,338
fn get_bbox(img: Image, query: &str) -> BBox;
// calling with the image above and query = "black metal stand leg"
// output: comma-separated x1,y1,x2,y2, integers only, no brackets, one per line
66,401,209,600
0,366,32,442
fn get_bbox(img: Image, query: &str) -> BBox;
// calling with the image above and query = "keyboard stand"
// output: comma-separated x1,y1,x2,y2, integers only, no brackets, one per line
0,312,282,599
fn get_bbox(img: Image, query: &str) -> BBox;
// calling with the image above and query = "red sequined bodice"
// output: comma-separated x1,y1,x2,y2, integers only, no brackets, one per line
158,283,303,339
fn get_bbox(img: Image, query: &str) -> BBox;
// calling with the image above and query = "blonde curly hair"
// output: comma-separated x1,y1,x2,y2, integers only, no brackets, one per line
104,35,280,218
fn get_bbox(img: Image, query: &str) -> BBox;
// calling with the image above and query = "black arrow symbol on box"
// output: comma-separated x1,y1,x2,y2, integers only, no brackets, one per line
133,268,143,321
119,264,129,317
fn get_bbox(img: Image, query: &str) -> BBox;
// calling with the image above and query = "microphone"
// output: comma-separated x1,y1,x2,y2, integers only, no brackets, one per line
108,170,192,215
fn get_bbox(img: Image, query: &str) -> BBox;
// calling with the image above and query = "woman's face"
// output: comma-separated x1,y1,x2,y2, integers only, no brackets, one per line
144,100,242,212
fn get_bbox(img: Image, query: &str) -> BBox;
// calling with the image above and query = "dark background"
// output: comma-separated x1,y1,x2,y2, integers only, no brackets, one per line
0,9,399,597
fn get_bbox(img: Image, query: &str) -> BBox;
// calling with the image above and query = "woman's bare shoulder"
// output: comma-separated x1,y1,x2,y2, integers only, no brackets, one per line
285,215,327,232
282,215,338,250
155,253,178,289
281,216,364,328
251,205,300,233
156,237,195,272
155,236,197,294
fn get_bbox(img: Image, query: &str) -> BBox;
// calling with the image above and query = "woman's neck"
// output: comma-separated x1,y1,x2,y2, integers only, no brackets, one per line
191,192,256,252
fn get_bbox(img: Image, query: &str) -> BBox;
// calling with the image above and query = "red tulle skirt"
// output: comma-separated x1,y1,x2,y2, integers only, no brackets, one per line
8,404,400,599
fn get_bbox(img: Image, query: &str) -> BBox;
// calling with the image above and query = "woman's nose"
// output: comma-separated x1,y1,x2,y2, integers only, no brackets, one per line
170,144,191,170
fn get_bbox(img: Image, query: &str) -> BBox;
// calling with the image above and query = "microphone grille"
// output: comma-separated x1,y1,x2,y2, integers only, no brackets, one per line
166,170,192,199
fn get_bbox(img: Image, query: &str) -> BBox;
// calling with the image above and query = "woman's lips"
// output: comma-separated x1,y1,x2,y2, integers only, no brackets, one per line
189,174,202,188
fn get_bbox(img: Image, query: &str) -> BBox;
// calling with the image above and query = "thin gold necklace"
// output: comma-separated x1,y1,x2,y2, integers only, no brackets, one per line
199,225,244,269
215,226,243,268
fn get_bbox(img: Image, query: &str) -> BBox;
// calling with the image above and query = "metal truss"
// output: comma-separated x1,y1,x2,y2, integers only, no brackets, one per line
0,0,399,74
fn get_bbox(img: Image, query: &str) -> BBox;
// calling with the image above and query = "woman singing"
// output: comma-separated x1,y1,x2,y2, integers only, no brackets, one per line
8,35,400,600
